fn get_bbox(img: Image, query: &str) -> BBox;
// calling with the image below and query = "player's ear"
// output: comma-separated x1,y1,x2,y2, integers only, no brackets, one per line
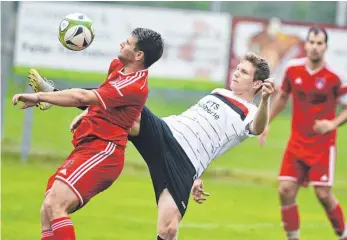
135,51,144,61
253,80,262,89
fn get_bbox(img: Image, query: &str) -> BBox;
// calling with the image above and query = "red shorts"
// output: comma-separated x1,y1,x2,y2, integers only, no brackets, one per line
279,144,336,187
46,139,124,210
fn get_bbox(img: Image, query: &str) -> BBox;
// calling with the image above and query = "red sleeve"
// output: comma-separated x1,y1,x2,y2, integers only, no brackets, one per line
280,68,292,93
93,74,147,110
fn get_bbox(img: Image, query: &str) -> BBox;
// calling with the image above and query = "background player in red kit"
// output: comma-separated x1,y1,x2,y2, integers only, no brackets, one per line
259,27,347,240
12,28,164,240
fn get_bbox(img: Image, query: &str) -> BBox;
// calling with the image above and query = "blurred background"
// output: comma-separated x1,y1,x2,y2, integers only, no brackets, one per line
1,1,347,239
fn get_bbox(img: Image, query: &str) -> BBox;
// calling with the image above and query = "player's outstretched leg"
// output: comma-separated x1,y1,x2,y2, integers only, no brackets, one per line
279,180,300,240
314,186,347,239
157,189,181,240
27,69,90,111
28,69,55,110
43,181,79,240
40,203,53,240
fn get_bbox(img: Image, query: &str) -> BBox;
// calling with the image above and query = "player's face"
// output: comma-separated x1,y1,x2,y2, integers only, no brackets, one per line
230,60,261,93
305,32,327,63
118,35,144,65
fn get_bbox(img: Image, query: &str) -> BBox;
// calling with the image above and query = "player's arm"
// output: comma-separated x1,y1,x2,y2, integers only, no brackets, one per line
268,89,290,123
334,85,347,126
129,114,141,136
37,88,100,107
268,69,292,123
314,81,347,134
333,104,347,127
258,70,291,146
70,109,89,133
313,105,347,135
12,88,100,109
249,78,275,135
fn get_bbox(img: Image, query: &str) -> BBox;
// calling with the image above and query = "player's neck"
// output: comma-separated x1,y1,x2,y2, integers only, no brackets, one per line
122,63,145,74
233,91,254,102
306,59,324,72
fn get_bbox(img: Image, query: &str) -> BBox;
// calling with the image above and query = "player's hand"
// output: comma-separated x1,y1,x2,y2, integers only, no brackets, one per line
12,93,39,109
261,78,276,100
70,112,86,133
191,178,210,204
313,119,336,135
258,125,270,147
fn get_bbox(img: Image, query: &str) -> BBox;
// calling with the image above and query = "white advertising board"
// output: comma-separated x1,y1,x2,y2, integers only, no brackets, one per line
15,2,231,82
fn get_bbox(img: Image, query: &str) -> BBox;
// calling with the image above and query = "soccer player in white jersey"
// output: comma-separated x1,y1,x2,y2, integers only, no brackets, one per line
28,52,274,240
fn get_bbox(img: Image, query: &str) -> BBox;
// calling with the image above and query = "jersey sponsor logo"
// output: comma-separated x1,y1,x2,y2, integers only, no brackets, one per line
315,77,326,90
296,91,328,105
201,100,220,120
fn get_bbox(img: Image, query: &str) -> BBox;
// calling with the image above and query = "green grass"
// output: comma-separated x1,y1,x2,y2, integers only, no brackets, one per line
2,152,346,240
14,66,224,91
2,84,347,239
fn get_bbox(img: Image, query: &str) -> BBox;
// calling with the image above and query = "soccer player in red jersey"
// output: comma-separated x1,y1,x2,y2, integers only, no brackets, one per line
12,28,164,240
259,26,347,240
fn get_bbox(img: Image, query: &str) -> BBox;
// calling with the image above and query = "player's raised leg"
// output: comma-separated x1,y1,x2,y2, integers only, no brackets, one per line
27,69,91,112
28,69,55,110
157,189,181,240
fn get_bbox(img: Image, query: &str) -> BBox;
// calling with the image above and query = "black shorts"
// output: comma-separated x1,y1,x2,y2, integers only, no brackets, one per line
128,106,196,217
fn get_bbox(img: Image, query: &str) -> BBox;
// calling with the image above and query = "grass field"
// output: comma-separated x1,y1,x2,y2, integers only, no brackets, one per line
2,82,347,239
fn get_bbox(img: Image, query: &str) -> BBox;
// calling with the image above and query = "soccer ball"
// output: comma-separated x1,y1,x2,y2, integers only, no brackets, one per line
58,13,95,51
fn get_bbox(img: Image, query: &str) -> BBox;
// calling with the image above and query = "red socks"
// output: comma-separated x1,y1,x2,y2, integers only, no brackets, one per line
281,204,300,239
51,217,75,240
326,204,346,236
41,230,53,240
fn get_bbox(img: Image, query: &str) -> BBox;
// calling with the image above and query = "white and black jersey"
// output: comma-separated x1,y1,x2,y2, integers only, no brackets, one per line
162,88,258,178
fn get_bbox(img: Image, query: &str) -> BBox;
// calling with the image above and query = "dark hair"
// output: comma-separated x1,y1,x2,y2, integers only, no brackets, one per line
306,26,328,43
131,28,164,68
244,52,270,82
243,52,270,95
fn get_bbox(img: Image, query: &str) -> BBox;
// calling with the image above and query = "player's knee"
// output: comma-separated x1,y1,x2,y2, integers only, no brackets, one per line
40,203,47,217
315,187,331,204
279,183,296,199
158,222,179,240
43,193,66,218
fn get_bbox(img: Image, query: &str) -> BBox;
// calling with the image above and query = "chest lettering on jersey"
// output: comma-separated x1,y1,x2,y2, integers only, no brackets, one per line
296,91,328,105
201,100,220,120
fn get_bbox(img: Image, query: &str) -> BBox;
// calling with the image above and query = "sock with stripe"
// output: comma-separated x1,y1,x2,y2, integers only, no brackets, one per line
51,217,75,240
281,204,300,240
325,203,346,237
41,230,53,240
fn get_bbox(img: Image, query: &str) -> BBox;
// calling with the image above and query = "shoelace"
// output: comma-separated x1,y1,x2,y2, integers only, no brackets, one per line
43,77,55,89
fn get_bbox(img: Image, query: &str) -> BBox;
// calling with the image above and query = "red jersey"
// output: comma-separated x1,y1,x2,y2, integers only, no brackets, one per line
73,59,148,147
281,58,347,149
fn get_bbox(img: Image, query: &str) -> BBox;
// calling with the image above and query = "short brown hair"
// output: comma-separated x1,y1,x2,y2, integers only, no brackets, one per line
243,52,270,82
